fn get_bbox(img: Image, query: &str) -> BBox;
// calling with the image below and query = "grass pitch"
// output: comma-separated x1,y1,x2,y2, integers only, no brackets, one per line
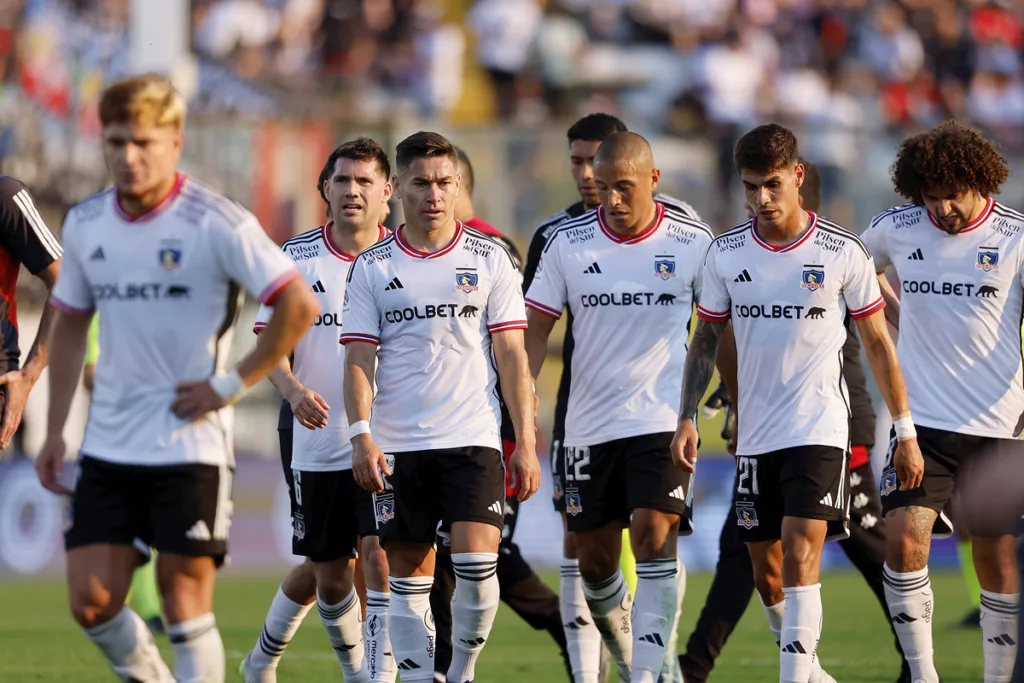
0,571,979,682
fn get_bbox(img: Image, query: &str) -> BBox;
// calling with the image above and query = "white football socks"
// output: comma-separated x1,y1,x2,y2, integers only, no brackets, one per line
389,576,436,682
167,613,225,683
560,560,602,683
317,587,368,682
631,559,678,683
84,607,174,682
779,585,822,683
248,585,313,672
582,569,633,681
883,564,940,683
761,593,833,683
447,553,500,682
659,559,686,681
365,588,396,682
980,589,1019,683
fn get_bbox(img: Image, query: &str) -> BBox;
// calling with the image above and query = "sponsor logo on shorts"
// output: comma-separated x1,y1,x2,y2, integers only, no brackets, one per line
565,490,582,516
880,471,898,497
375,496,395,524
736,507,759,529
292,517,306,540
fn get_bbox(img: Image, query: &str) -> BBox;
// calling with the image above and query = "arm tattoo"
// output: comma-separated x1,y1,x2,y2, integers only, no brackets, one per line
680,319,727,420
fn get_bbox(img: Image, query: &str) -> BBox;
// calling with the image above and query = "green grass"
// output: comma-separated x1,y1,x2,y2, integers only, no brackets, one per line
0,571,978,682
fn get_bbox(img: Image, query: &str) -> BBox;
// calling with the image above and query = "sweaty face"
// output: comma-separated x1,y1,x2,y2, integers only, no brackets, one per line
395,156,460,232
102,121,182,200
921,188,983,234
594,157,658,233
741,164,803,230
324,157,392,230
570,140,602,208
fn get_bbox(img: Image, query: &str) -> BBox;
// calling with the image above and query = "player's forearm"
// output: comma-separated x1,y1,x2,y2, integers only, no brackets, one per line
860,318,911,418
495,332,536,447
343,349,376,424
716,320,739,405
877,273,901,329
524,311,555,379
21,301,57,383
235,280,318,386
266,355,303,403
46,312,91,437
679,319,727,421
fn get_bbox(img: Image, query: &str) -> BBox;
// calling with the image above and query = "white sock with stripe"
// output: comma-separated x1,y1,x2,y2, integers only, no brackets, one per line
582,569,633,681
167,613,225,683
560,559,602,683
389,576,436,682
981,590,1019,683
447,553,500,682
365,589,396,682
317,587,368,682
630,559,678,683
882,564,939,683
84,607,174,682
248,585,313,672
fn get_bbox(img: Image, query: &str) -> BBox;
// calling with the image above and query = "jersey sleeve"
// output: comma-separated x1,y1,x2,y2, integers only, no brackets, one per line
339,258,380,345
486,249,528,333
695,244,730,323
523,235,568,319
253,302,272,333
84,315,100,365
49,217,94,315
843,246,885,319
0,178,62,275
861,214,892,272
522,224,548,293
212,215,300,305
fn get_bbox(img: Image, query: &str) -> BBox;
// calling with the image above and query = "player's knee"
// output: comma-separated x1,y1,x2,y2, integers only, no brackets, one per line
753,567,783,604
361,541,389,585
577,545,619,583
68,584,120,629
316,575,355,605
629,514,678,561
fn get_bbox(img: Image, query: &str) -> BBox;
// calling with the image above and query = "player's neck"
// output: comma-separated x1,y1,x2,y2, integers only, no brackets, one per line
756,208,811,244
116,173,179,218
402,218,459,253
329,219,380,256
608,202,658,238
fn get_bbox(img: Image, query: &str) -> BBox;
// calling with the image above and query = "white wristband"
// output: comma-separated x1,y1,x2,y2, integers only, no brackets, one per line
349,420,371,440
209,369,245,403
893,415,916,441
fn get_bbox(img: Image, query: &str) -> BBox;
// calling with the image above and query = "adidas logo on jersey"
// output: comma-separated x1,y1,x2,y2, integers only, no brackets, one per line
488,501,503,515
668,486,685,501
583,262,602,274
782,640,807,654
734,269,752,283
396,658,421,671
311,280,326,293
988,633,1017,646
90,246,105,261
639,633,664,646
384,277,404,291
185,520,211,541
907,248,924,260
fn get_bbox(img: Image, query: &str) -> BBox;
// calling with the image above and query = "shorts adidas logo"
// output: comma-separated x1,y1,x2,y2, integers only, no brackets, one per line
384,277,404,291
488,501,503,515
639,633,664,646
819,493,833,507
668,486,685,501
185,520,211,541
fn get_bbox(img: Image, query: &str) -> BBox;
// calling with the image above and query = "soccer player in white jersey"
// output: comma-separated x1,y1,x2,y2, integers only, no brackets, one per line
524,132,712,683
523,113,699,683
862,121,1024,683
673,123,922,683
241,139,395,683
342,131,540,683
34,74,319,683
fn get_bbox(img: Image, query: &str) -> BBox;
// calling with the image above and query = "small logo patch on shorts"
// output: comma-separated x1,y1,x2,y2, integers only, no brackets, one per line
736,507,759,529
375,496,395,524
880,471,898,497
552,475,564,500
565,490,583,516
292,517,306,540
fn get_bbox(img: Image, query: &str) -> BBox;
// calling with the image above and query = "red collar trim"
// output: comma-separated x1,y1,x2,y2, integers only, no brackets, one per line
597,202,666,244
751,212,818,253
323,224,390,261
927,196,994,234
394,221,464,259
113,173,186,223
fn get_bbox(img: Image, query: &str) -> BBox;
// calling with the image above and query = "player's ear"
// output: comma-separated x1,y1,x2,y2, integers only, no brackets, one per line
382,179,393,203
794,163,804,189
650,167,660,192
391,174,402,200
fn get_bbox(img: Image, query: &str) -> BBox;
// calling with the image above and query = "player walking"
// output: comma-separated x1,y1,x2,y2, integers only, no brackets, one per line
37,74,319,683
342,131,540,683
525,132,712,682
674,123,921,683
523,113,698,683
862,121,1024,683
241,139,395,683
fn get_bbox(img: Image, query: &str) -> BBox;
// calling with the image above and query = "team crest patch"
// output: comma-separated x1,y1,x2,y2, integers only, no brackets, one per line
801,265,825,291
455,270,479,293
977,247,999,271
565,490,583,516
552,475,564,500
292,517,306,540
654,257,677,280
880,471,898,497
375,496,395,524
158,241,183,270
736,506,759,529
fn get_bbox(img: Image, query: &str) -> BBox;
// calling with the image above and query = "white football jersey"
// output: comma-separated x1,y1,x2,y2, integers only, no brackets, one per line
862,198,1024,437
698,213,884,456
255,223,388,471
50,174,300,467
340,222,527,453
525,202,713,447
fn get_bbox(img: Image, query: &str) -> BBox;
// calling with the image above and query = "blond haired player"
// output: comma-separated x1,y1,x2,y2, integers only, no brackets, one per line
37,74,319,683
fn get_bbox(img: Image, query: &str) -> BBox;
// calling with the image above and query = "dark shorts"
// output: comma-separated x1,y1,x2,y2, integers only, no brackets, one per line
734,446,850,543
65,455,233,565
550,437,567,513
291,469,377,562
562,432,694,534
880,425,1024,538
374,446,505,546
279,426,297,520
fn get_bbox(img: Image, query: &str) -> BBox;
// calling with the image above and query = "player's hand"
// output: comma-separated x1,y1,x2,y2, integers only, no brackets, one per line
507,441,541,502
171,380,228,421
352,434,390,493
0,369,32,450
36,434,69,494
287,385,329,430
894,437,924,491
1014,410,1024,438
701,382,731,419
672,418,699,473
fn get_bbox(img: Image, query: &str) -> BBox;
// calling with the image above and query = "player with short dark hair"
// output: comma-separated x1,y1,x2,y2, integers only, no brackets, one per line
241,138,395,683
526,131,713,682
524,112,698,683
862,121,1024,683
343,131,540,683
38,73,320,682
678,159,912,683
675,123,920,683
